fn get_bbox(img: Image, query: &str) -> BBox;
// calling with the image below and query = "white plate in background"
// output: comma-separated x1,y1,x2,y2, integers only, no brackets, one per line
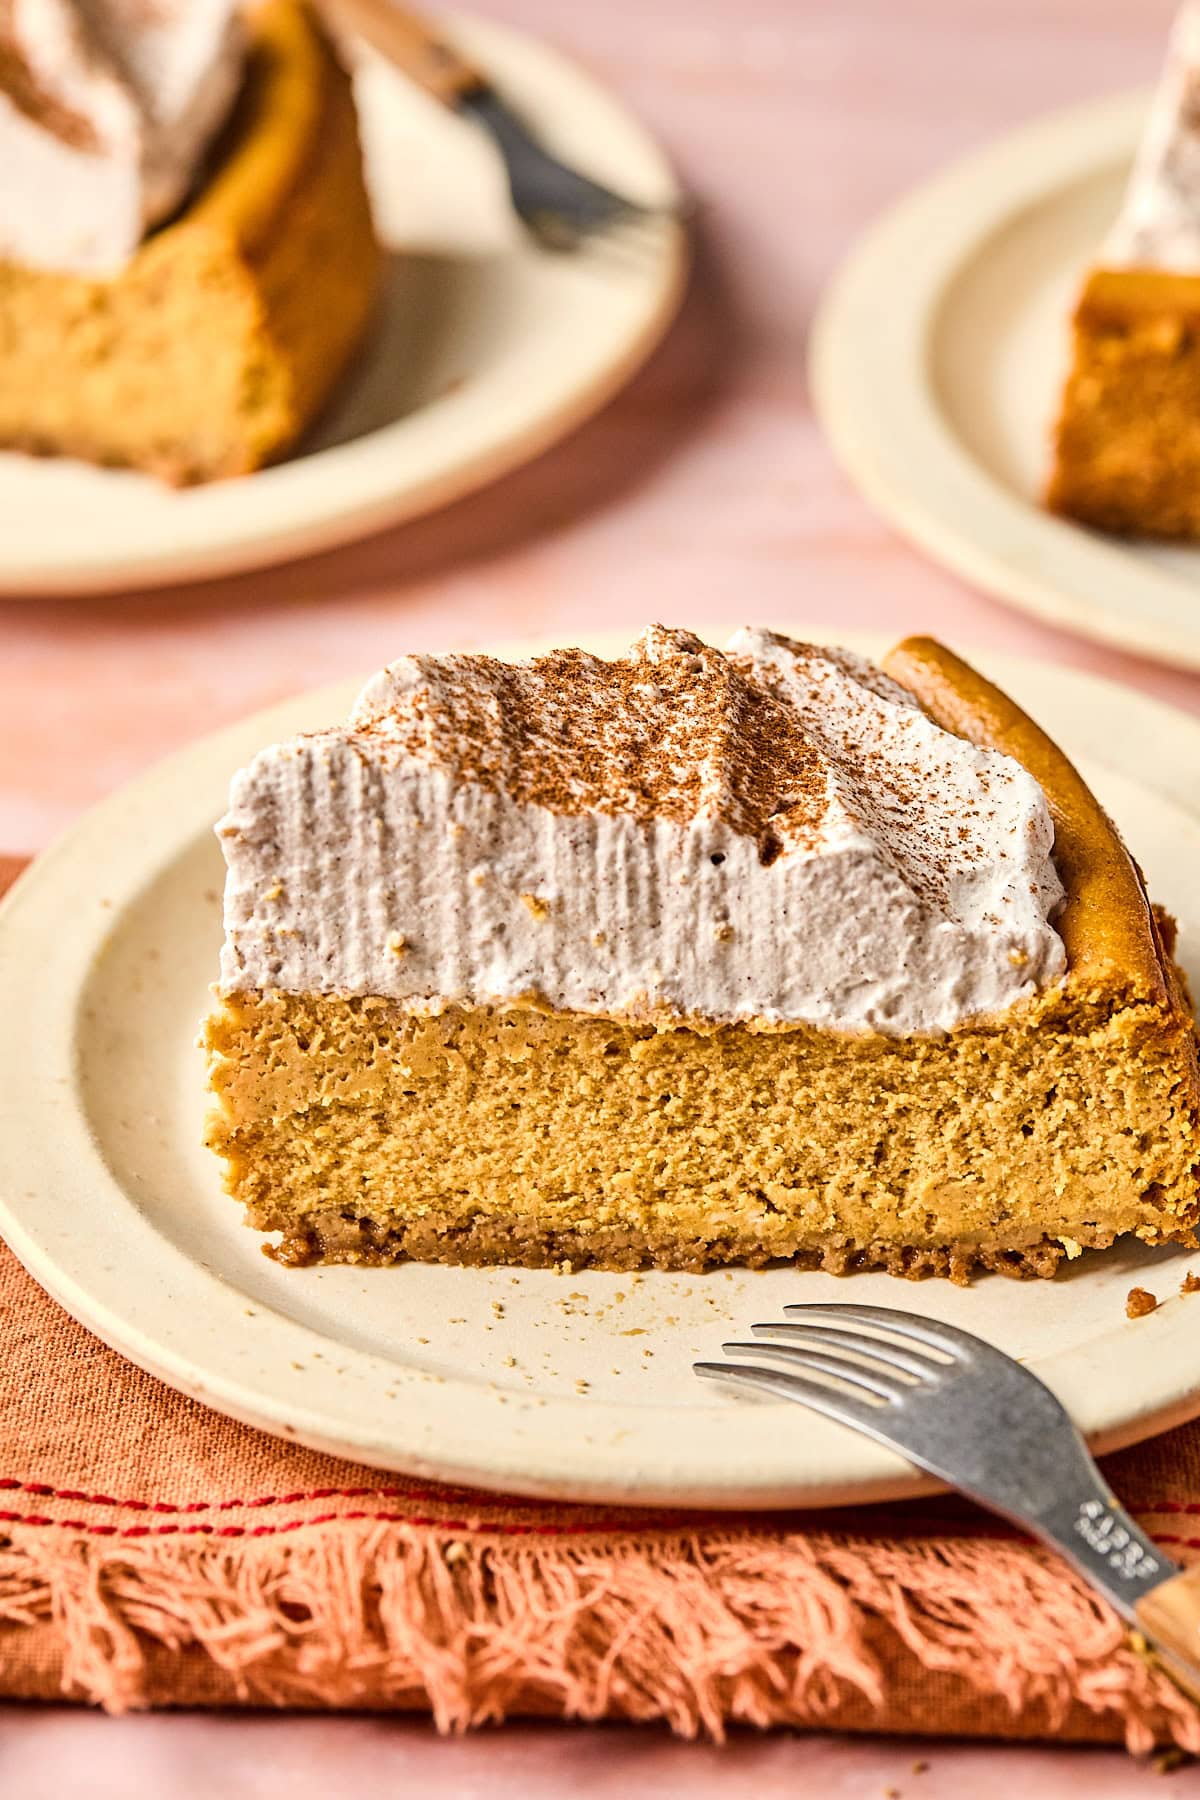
0,16,686,596
811,92,1200,673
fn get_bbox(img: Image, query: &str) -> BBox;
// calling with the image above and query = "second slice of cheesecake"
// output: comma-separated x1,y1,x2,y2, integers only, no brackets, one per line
1048,4,1200,537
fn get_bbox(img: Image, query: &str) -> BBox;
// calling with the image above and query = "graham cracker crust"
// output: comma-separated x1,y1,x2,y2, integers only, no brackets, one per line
269,1208,1088,1285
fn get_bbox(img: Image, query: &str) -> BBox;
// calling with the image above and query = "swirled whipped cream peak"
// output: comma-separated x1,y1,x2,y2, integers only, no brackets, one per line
0,0,244,275
216,627,1068,1036
1104,3,1200,270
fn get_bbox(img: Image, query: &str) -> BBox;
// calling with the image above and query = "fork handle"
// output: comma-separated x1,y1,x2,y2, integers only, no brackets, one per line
319,0,485,104
1136,1565,1200,1704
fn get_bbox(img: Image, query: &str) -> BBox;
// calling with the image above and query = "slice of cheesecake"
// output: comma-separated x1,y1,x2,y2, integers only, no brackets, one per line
203,630,1200,1283
1048,4,1200,536
0,0,380,483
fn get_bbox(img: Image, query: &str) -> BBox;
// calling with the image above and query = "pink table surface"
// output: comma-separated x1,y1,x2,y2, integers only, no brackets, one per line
2,0,1199,1788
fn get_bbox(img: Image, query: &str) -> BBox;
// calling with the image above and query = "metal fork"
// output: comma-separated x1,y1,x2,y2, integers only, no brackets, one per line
321,0,683,248
696,1303,1200,1702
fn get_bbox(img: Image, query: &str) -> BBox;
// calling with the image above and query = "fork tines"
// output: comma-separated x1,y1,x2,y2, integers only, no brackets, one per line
695,1303,967,1420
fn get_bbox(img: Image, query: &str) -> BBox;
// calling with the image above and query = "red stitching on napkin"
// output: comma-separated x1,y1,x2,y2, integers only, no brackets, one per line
0,1500,1194,1549
0,1476,482,1514
1,1474,1194,1534
0,1508,694,1541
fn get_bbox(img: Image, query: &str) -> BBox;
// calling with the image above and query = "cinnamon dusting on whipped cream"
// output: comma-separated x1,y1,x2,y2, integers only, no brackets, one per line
351,627,832,859
216,628,1069,1037
0,5,99,150
0,0,244,274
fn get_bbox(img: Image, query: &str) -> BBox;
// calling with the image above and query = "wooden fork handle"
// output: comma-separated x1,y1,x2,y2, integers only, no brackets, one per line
1136,1564,1200,1704
318,0,485,104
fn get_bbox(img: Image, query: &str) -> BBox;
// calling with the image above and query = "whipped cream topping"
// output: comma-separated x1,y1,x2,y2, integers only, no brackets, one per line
1104,3,1200,269
0,0,244,275
216,628,1068,1037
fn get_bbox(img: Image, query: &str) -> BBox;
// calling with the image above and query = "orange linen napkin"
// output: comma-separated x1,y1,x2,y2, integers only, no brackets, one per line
1,859,1198,1746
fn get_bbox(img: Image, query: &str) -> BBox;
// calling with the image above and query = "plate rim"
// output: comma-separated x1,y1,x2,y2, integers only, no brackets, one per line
1,631,1199,1510
808,87,1200,676
0,11,688,598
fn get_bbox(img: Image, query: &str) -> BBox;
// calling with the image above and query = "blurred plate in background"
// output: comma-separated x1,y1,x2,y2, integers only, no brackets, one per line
811,92,1200,674
0,13,686,598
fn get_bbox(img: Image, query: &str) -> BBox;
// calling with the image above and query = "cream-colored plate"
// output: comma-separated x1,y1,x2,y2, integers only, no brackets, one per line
0,16,685,597
0,632,1198,1509
811,92,1200,674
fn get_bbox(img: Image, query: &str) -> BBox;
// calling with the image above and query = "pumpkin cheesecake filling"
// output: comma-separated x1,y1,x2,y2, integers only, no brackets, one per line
203,630,1200,1281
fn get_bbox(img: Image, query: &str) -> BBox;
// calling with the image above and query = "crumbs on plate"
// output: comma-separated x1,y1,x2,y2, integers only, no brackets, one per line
1126,1286,1159,1320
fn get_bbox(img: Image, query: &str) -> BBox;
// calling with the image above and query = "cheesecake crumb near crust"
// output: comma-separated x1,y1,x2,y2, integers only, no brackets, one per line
1182,1271,1200,1295
1126,1286,1159,1319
